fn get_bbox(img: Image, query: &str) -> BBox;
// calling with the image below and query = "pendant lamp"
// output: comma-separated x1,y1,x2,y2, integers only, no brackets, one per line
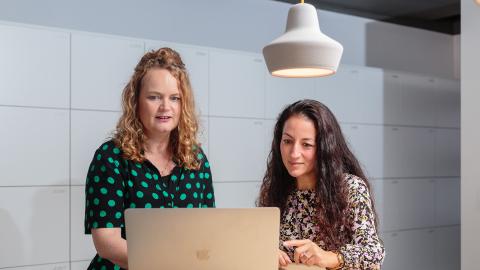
263,0,343,78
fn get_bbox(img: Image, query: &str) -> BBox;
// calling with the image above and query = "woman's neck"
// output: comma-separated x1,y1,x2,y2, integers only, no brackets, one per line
296,174,317,190
144,133,171,156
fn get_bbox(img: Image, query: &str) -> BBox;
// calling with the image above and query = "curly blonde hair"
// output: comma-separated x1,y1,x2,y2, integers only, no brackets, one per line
113,47,200,170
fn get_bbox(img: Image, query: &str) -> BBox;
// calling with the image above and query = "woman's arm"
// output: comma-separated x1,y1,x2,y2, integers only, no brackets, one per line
92,228,128,269
339,176,385,269
199,149,215,207
85,142,128,267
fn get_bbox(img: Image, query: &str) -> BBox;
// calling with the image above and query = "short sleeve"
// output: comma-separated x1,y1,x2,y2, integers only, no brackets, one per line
84,142,126,233
198,149,215,208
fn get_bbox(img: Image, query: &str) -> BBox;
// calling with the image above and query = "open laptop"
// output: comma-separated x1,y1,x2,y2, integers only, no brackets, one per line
125,208,280,270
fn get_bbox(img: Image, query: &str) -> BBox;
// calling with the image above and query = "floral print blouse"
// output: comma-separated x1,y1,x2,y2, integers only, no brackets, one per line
280,174,385,269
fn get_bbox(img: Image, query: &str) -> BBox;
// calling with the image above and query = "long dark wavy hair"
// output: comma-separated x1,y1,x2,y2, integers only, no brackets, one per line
258,99,377,249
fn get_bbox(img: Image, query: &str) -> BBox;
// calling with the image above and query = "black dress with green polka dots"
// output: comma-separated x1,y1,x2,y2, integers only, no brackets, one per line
84,140,215,270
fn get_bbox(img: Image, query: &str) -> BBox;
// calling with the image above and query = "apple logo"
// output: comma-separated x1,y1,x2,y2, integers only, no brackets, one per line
196,249,210,261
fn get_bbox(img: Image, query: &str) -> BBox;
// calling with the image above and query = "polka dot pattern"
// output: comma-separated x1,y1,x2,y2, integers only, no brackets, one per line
84,140,215,270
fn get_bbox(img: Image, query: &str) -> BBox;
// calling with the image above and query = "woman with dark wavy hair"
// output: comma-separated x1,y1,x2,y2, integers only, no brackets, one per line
258,99,384,270
84,48,215,270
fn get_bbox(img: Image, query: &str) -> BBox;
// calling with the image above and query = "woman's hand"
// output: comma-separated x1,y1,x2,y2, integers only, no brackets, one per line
283,239,338,268
278,249,292,267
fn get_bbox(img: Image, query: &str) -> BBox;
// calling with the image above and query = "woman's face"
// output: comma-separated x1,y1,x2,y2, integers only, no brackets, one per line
280,114,317,183
138,68,181,137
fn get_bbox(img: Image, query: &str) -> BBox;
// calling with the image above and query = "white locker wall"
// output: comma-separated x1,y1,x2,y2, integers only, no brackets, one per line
71,33,145,111
434,178,461,226
209,117,267,182
0,107,70,186
213,182,261,208
383,126,436,178
379,69,460,270
382,179,436,231
70,186,96,262
0,25,69,108
2,264,70,270
381,226,460,270
341,124,384,179
382,229,436,270
265,76,316,119
0,187,69,268
435,128,461,177
0,22,460,270
209,51,265,118
314,66,384,124
71,261,91,270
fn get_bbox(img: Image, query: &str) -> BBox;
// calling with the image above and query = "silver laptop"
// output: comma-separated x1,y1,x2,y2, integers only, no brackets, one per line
125,208,280,270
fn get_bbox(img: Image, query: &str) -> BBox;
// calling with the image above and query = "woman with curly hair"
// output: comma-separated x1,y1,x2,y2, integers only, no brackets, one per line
258,99,384,270
84,48,214,270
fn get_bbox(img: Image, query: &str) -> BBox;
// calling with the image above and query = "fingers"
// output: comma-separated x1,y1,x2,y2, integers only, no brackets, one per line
299,251,311,264
292,243,312,263
293,247,307,263
293,248,300,263
282,251,292,264
279,254,287,267
278,250,292,267
305,256,316,266
294,243,311,255
283,239,311,248
298,249,313,264
283,239,312,263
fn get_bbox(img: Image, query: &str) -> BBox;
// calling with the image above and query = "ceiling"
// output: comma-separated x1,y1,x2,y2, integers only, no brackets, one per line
274,0,460,35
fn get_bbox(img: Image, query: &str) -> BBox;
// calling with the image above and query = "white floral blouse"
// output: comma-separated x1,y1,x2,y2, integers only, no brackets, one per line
279,174,385,269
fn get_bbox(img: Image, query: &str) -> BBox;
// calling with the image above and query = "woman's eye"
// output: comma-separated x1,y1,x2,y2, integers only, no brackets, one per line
282,139,291,144
147,96,160,100
303,143,314,148
170,96,181,101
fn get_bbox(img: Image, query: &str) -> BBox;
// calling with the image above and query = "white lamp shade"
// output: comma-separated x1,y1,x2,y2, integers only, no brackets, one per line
263,3,343,78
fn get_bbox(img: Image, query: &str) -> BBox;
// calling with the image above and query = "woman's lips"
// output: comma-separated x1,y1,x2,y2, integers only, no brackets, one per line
155,116,172,122
289,162,303,166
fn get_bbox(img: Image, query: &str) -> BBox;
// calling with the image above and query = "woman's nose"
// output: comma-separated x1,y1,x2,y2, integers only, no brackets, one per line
289,143,301,158
157,98,168,109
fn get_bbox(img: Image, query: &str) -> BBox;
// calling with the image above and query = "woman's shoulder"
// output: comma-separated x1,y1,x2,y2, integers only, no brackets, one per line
343,173,371,199
195,145,208,160
182,145,210,172
93,139,125,160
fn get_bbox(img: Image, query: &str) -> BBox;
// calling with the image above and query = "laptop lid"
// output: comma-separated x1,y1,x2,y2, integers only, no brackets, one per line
125,208,280,270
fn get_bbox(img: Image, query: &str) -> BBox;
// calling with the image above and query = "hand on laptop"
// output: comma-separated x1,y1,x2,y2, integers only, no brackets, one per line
283,239,338,268
278,249,292,267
